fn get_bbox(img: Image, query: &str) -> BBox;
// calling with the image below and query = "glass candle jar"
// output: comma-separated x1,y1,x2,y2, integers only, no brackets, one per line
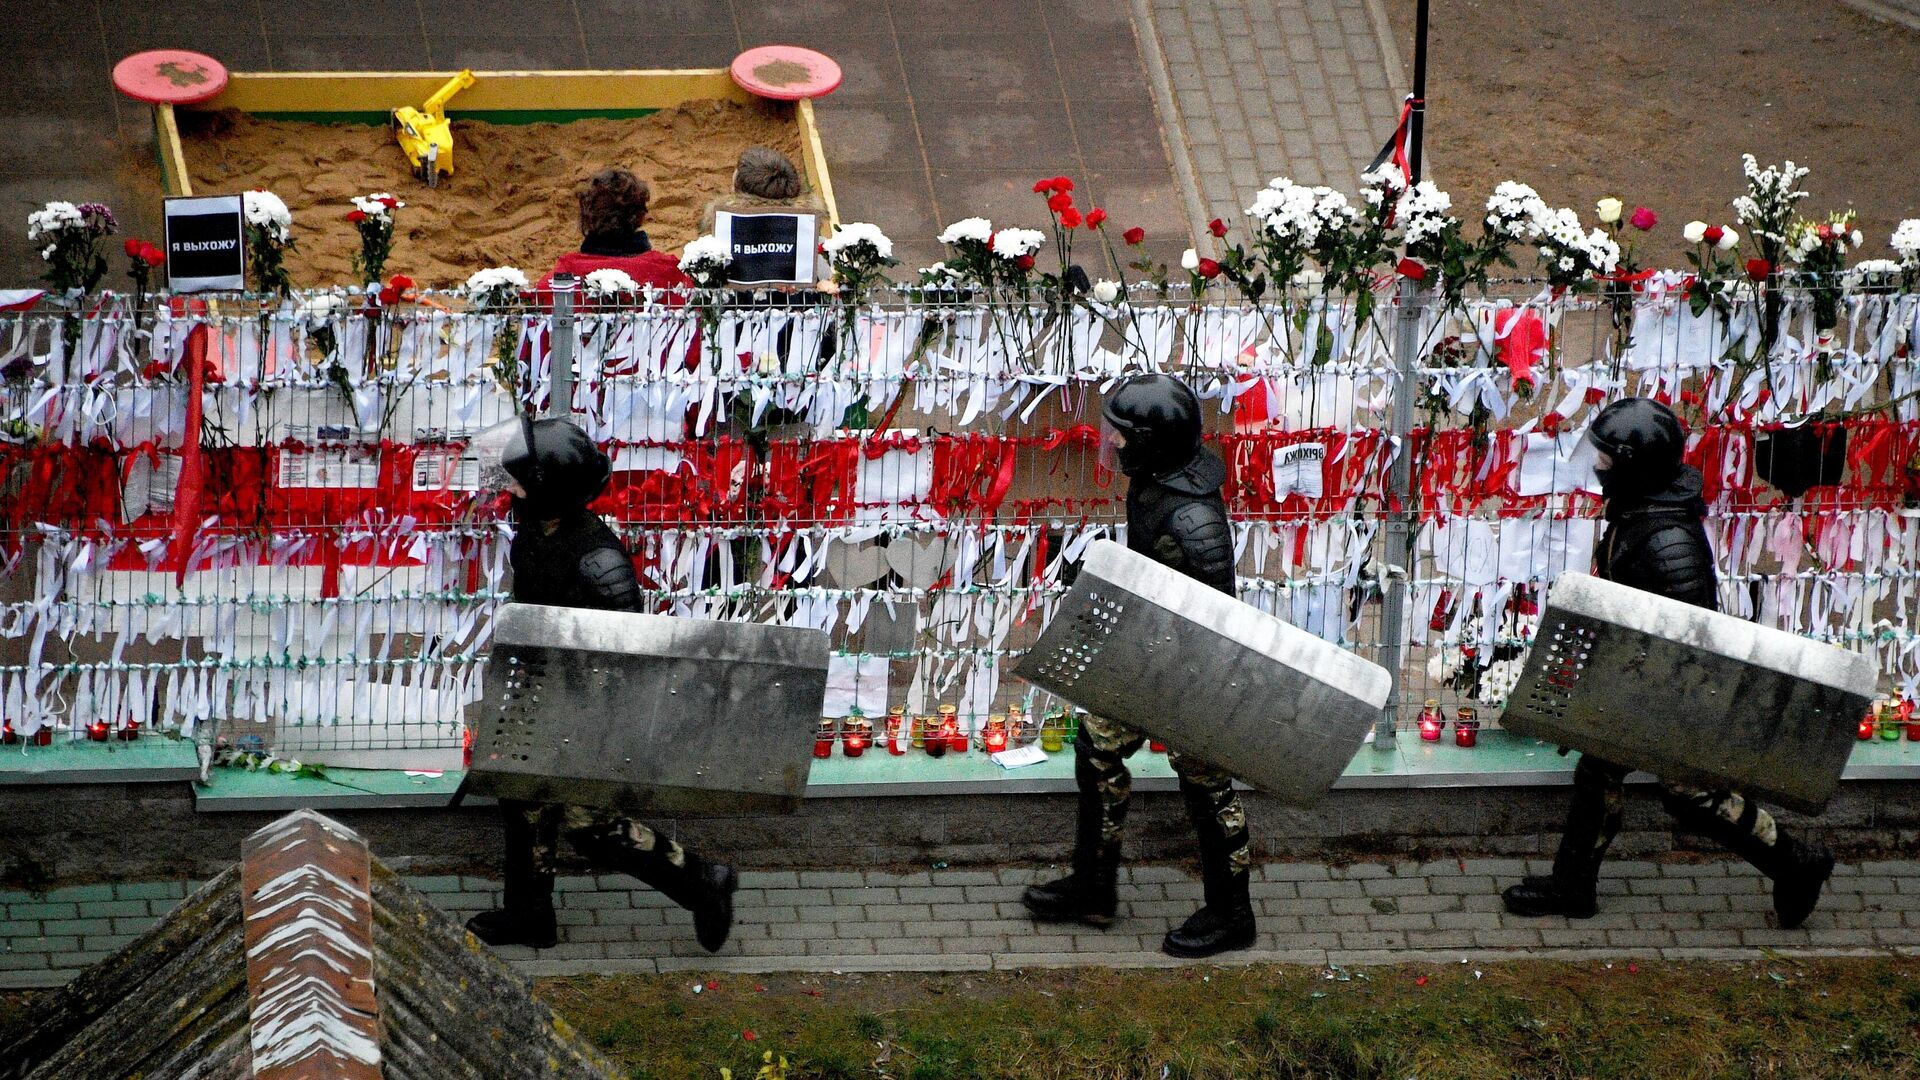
887,707,910,755
1039,707,1065,753
843,718,871,757
1418,699,1444,742
87,721,110,743
814,718,837,759
982,717,1009,754
1454,707,1479,748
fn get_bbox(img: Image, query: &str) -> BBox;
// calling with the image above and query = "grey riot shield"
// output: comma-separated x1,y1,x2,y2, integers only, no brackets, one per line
1499,572,1876,814
1015,540,1390,806
467,604,831,815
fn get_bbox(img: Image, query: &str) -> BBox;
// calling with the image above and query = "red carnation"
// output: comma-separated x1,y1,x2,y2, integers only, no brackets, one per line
1016,254,1036,271
1085,207,1107,229
1051,176,1073,193
389,274,415,290
1196,258,1222,280
1628,206,1657,231
1540,411,1565,433
1033,179,1052,194
1745,258,1772,281
1047,192,1073,213
124,239,143,258
347,209,368,223
1122,227,1145,246
1208,218,1228,238
1702,225,1725,246
377,195,399,208
1059,207,1082,229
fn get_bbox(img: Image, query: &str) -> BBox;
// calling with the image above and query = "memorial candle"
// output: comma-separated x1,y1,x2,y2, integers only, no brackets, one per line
814,718,837,759
1454,707,1479,748
1418,699,1444,742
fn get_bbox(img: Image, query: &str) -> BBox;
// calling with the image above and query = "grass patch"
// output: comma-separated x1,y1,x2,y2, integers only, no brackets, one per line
537,958,1920,1079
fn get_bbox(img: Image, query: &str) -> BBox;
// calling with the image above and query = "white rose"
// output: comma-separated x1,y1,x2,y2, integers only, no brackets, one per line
1595,198,1623,224
1180,248,1200,271
1716,227,1739,252
1090,279,1121,303
1683,221,1708,244
1850,229,1863,247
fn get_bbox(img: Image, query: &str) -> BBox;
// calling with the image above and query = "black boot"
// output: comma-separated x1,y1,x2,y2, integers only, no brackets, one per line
1503,755,1627,919
1162,774,1256,958
1024,736,1125,927
468,801,560,948
580,826,739,953
1664,789,1834,930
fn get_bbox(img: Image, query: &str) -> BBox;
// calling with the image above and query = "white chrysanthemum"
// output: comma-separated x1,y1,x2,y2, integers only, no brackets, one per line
26,201,83,241
242,190,293,242
1484,181,1549,239
918,261,964,288
1581,228,1621,274
679,234,731,269
822,221,894,260
989,227,1045,259
1893,219,1920,267
1090,279,1122,303
1849,259,1903,284
1397,182,1455,247
1358,163,1406,207
583,268,641,295
464,266,529,295
937,217,993,244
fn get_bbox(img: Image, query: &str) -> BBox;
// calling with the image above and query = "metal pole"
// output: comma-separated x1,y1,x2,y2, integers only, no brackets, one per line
1372,0,1431,747
547,273,577,418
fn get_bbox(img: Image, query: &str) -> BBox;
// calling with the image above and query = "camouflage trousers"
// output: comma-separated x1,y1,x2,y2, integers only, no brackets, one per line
1077,714,1251,876
502,799,686,898
1556,754,1782,880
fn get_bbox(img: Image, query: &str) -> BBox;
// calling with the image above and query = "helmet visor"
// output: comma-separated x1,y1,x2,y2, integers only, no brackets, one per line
1098,418,1126,472
465,418,529,495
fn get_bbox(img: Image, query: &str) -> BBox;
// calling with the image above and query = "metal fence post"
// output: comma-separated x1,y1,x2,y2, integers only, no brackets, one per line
1372,277,1424,746
547,273,578,418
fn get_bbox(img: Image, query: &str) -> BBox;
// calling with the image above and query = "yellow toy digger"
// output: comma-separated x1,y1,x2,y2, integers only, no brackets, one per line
392,69,475,186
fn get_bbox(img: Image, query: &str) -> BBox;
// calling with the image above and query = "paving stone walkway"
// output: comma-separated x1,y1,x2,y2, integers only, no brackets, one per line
1133,0,1405,249
5,857,1916,987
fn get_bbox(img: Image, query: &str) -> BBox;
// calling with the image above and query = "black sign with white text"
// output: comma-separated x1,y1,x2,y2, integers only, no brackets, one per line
717,210,818,287
164,194,246,293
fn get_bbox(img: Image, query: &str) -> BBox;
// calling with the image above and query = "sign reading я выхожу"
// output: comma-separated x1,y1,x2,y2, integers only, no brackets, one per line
716,209,818,287
164,194,246,293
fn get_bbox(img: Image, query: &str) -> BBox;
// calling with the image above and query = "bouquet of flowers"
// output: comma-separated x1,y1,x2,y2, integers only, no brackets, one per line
1787,210,1862,338
347,193,403,285
27,200,116,296
1245,177,1336,291
463,266,530,390
582,267,641,302
1893,219,1920,291
678,234,732,289
242,189,296,297
988,226,1045,292
935,217,996,288
1531,205,1620,291
820,221,897,297
123,238,165,314
1679,219,1744,315
1732,154,1810,274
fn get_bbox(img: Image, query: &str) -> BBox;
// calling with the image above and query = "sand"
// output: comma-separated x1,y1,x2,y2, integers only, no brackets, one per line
179,99,804,287
1387,0,1920,264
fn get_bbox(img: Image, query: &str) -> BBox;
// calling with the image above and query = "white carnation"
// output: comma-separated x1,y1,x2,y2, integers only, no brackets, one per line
937,217,993,244
989,227,1045,259
242,190,293,242
1090,279,1121,303
463,266,529,294
679,234,731,269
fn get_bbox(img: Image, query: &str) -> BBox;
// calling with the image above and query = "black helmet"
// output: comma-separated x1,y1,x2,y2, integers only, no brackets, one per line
1101,374,1204,479
1586,397,1684,497
499,417,611,518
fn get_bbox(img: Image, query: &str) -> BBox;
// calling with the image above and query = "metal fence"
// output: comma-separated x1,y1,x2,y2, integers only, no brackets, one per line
2,280,1916,766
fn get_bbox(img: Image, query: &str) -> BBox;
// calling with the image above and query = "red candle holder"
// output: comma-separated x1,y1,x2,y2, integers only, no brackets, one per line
87,721,110,742
1,722,16,745
1858,715,1877,741
1901,700,1920,742
1454,707,1479,749
982,718,1009,754
1418,698,1445,743
117,720,141,742
843,727,870,758
886,707,909,755
32,728,53,747
1148,740,1167,753
813,719,837,759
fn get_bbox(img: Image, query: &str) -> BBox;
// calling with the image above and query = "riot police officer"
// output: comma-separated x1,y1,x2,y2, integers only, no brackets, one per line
1022,374,1258,957
466,417,738,951
1502,398,1836,927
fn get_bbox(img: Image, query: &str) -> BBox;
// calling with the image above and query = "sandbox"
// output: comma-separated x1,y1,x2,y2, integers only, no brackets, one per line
154,70,839,287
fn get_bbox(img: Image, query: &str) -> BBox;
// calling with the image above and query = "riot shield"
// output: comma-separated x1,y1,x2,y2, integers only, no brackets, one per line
1015,540,1390,806
468,604,831,814
1499,572,1876,814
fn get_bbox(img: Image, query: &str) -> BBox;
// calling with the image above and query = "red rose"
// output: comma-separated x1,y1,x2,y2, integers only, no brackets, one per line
1059,207,1082,229
124,239,143,258
1047,192,1073,213
389,274,415,290
1702,225,1724,246
1051,176,1073,193
347,209,368,223
378,195,399,208
1208,218,1227,238
1033,179,1053,194
1016,254,1036,271
1085,207,1107,229
141,243,165,266
1816,223,1833,241
1628,206,1657,231
1122,227,1145,246
1745,258,1772,281
1196,258,1222,279
1395,256,1427,281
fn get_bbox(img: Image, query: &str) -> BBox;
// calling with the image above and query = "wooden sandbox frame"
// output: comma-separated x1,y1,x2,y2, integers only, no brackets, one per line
151,68,838,224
